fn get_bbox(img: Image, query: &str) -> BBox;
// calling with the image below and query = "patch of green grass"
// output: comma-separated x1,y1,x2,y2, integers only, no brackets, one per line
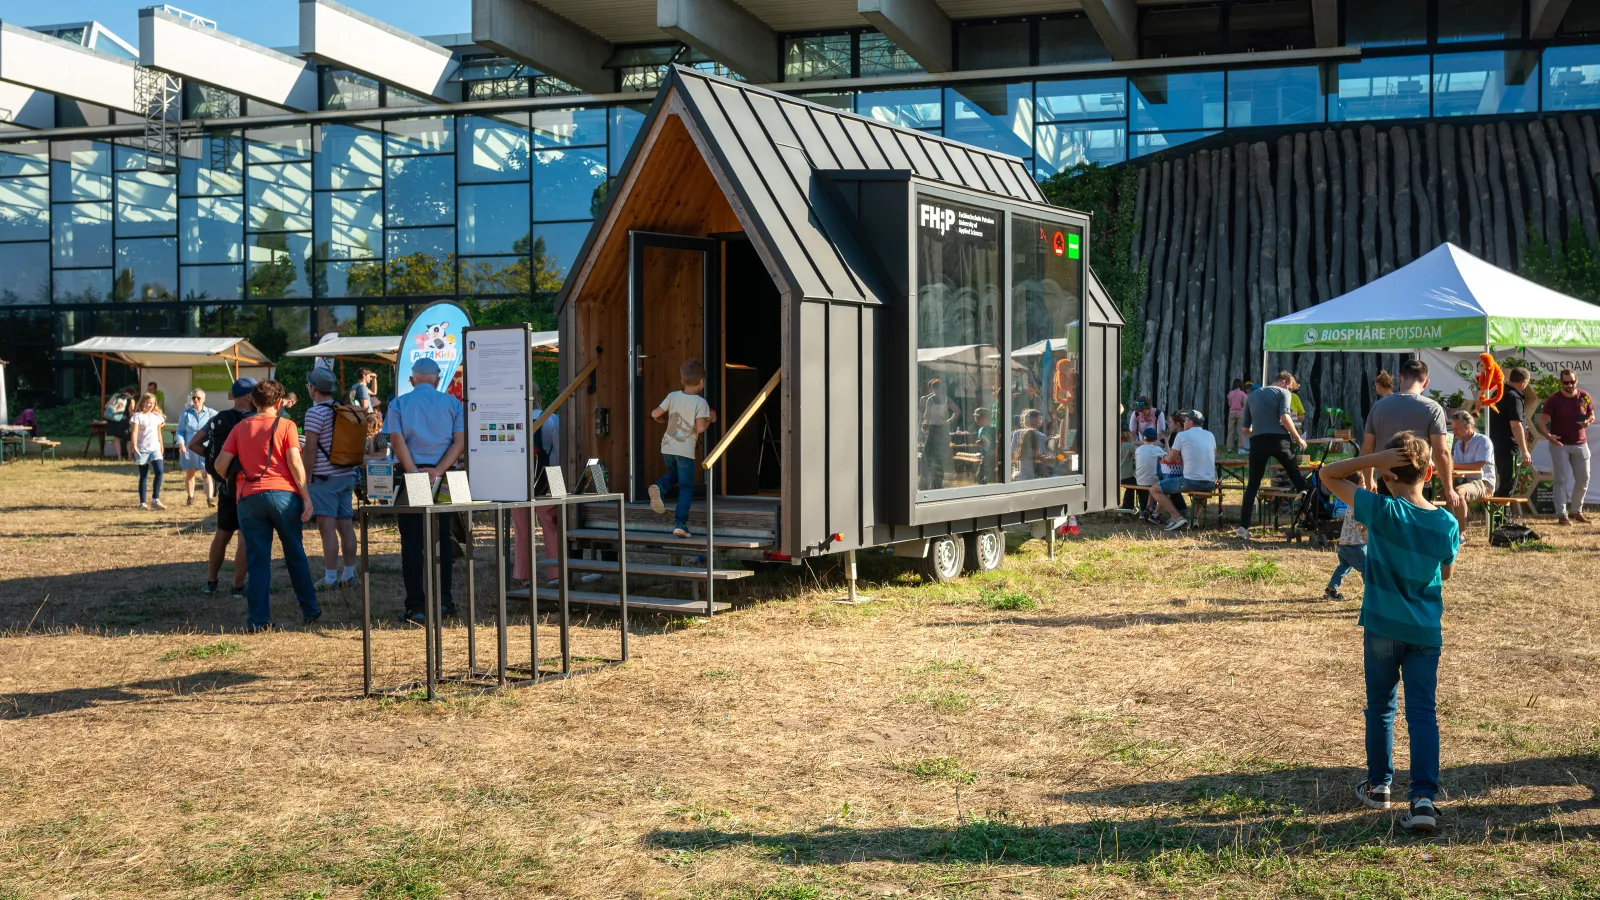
1194,554,1290,584
1181,782,1302,818
159,640,244,662
896,756,977,785
906,658,982,680
978,586,1036,611
696,877,832,900
894,689,972,711
1507,540,1563,553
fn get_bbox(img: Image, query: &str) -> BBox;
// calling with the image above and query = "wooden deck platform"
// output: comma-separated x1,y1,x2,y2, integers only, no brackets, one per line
506,587,732,615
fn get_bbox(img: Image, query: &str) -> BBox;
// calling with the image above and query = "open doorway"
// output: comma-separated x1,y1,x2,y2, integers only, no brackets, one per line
719,237,782,496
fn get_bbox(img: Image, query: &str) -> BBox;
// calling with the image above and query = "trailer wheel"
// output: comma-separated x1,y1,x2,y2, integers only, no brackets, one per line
918,534,965,583
963,527,1005,574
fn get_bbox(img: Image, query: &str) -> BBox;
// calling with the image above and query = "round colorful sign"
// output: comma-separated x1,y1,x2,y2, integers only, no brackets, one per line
397,301,472,399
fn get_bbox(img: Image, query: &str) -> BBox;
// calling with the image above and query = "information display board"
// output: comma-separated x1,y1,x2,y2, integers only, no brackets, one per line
463,324,533,502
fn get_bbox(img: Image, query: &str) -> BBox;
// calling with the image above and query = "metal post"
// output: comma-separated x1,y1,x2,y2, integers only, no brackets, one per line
465,509,477,675
705,476,715,617
360,515,371,697
495,507,507,687
558,499,571,675
422,511,435,701
617,495,629,661
432,511,444,685
1048,515,1057,560
846,549,858,603
528,502,539,683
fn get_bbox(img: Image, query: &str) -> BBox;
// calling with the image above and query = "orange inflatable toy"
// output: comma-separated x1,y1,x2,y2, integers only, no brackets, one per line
1476,352,1504,413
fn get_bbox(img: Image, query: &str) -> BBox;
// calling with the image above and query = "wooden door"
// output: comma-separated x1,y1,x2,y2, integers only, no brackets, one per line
629,232,719,501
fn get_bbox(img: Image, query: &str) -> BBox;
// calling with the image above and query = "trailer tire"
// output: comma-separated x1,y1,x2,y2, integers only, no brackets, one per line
963,527,1005,574
918,534,965,583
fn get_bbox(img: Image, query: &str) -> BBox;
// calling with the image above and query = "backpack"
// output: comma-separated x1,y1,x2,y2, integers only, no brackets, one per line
204,409,252,486
316,401,372,469
1490,523,1540,547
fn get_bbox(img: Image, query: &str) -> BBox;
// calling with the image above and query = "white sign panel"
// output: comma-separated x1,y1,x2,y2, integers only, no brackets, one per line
464,327,531,502
1421,348,1600,504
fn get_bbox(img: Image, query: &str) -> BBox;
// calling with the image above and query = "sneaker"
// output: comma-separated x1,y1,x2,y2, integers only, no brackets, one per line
186,496,195,507
1558,516,1573,526
673,527,692,538
648,484,665,515
230,585,246,600
1355,780,1392,810
1325,585,1344,601
316,580,337,593
401,611,427,625
152,499,166,510
1399,797,1439,833
138,501,148,510
1573,511,1590,524
1164,516,1189,532
203,580,218,595
1235,526,1251,540
544,577,562,590
578,572,603,585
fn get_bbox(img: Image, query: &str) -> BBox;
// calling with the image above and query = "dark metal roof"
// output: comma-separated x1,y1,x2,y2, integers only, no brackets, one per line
557,65,1045,311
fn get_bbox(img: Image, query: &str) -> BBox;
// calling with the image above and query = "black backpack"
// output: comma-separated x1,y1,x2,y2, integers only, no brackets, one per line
203,409,253,487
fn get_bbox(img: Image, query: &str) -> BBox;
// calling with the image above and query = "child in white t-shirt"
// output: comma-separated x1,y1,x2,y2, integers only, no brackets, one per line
1325,482,1368,601
1133,427,1165,520
648,359,717,536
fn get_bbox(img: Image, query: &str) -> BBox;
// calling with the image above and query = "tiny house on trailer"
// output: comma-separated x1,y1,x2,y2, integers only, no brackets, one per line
553,66,1123,596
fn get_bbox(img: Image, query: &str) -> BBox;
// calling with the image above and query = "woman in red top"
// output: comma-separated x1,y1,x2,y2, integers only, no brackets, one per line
213,380,321,630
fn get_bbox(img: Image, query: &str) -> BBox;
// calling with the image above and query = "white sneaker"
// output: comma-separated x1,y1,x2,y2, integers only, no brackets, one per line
647,484,665,514
1235,526,1250,540
1164,517,1189,532
673,527,692,538
138,501,148,510
152,499,166,510
1399,797,1439,833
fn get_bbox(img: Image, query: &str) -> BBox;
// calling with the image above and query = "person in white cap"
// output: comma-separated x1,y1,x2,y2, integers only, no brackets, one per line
382,357,465,624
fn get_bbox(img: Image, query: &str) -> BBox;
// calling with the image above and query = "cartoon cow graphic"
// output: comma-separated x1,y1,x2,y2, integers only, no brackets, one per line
415,322,453,353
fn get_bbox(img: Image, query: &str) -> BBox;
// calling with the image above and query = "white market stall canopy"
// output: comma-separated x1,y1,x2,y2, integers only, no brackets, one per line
283,331,561,365
62,336,273,369
1265,243,1600,352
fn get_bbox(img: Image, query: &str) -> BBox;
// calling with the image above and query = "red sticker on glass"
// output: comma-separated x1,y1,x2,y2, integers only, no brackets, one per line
1052,232,1065,257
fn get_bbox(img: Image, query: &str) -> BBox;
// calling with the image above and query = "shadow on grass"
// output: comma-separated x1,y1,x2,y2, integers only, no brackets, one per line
920,596,1356,630
0,669,266,718
648,758,1600,867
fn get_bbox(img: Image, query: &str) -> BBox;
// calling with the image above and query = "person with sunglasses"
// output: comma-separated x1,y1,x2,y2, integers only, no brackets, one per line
1537,368,1596,526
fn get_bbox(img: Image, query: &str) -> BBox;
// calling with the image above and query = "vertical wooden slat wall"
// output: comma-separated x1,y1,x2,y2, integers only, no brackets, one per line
1127,114,1600,442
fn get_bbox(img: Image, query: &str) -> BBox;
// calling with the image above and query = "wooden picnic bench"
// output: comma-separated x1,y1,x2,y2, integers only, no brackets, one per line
1124,483,1224,529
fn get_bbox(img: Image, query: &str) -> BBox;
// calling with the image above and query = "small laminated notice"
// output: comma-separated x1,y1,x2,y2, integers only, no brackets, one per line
401,472,434,507
444,470,473,505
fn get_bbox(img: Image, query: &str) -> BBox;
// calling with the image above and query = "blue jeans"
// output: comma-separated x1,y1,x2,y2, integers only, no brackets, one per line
237,490,320,628
1328,543,1367,590
1363,630,1441,800
655,453,697,528
1156,477,1214,515
137,457,164,503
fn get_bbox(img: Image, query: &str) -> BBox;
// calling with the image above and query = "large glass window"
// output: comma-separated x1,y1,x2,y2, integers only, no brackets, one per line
1330,56,1432,121
1035,123,1127,174
315,261,385,298
1131,72,1225,132
458,115,531,183
957,21,1030,71
860,31,923,77
115,170,179,237
1141,6,1224,58
386,154,455,226
0,176,49,241
315,191,383,259
459,184,531,255
531,223,589,284
181,264,243,301
1226,66,1325,127
531,108,607,148
181,133,244,197
460,255,532,296
944,84,1032,159
609,104,650,169
321,67,381,110
52,142,112,202
247,162,314,232
533,148,606,221
246,126,313,164
53,268,111,303
114,237,177,302
1133,130,1221,158
1036,78,1127,122
1011,215,1083,483
315,123,383,190
858,88,942,130
784,33,852,81
0,142,49,177
1434,50,1539,116
247,232,312,299
1345,0,1427,46
386,117,455,156
1038,15,1110,65
1228,1,1315,52
180,197,244,263
915,195,1000,493
386,227,455,295
0,243,49,305
1543,45,1600,111
53,202,112,268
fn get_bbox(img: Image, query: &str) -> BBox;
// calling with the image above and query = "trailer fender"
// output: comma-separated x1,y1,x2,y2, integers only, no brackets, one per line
891,539,930,559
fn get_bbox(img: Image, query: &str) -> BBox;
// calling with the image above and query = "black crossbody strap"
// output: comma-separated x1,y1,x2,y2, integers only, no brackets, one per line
244,416,284,483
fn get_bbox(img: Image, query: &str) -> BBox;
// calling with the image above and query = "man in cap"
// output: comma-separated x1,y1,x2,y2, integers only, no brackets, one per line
187,377,257,597
383,357,466,623
1150,410,1218,532
303,367,359,595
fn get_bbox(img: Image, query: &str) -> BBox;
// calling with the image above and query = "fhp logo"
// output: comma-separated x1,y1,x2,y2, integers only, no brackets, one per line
920,204,955,235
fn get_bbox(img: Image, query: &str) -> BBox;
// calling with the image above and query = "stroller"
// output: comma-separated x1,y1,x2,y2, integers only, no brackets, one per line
1286,470,1344,547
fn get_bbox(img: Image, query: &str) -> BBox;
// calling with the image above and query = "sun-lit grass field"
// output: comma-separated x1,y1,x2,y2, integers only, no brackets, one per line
1,458,1597,899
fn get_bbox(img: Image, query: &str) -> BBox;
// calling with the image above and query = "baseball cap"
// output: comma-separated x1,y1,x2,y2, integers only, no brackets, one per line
1180,409,1206,426
1142,427,1158,441
307,368,338,393
411,357,441,376
230,377,258,399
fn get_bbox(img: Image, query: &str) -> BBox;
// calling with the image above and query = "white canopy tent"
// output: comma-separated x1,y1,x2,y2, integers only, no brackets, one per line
283,331,561,366
61,337,274,419
1264,243,1600,360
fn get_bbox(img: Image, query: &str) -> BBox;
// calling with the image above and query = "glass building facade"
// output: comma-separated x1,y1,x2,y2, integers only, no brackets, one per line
3,1,1600,404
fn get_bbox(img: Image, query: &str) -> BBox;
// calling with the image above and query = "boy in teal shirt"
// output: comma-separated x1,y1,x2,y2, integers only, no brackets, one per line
1320,431,1459,835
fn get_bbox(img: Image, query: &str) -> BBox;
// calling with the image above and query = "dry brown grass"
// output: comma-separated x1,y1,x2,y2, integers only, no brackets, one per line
1,458,1598,899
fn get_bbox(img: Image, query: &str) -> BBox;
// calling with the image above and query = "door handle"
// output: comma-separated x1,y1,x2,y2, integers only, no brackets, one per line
636,344,649,376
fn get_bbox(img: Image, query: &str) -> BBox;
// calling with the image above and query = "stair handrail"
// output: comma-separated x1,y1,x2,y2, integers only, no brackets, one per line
698,370,780,617
531,353,602,438
702,370,781,470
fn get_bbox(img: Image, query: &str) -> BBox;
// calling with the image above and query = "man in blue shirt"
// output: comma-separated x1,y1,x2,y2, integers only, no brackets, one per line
1320,431,1459,836
383,357,465,623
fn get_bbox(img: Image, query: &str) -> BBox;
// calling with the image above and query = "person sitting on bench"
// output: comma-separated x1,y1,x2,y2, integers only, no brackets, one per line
1447,410,1495,528
1151,410,1217,533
